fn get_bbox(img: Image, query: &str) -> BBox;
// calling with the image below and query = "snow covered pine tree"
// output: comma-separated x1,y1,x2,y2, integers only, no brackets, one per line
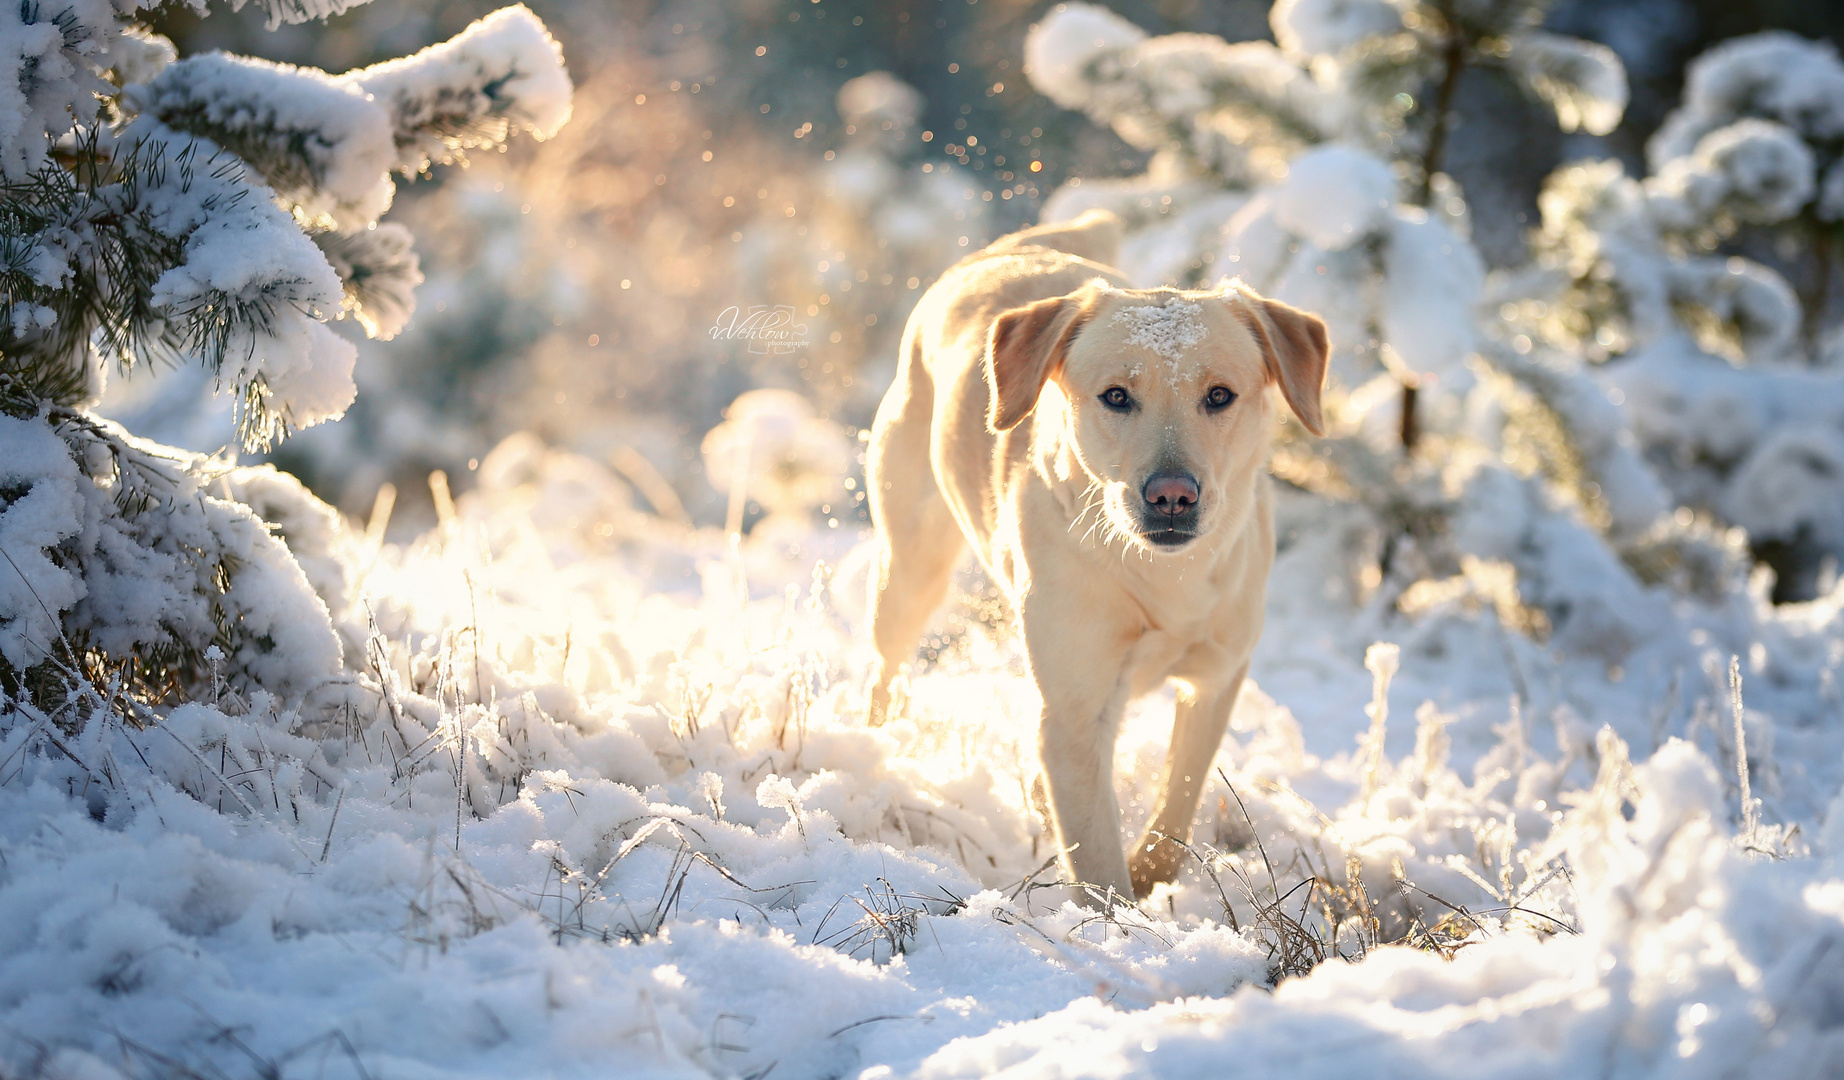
1520,32,1844,600
0,2,571,722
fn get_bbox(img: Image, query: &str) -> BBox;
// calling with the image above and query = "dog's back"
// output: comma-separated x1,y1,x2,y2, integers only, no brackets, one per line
894,210,1130,553
864,210,1127,724
976,208,1125,267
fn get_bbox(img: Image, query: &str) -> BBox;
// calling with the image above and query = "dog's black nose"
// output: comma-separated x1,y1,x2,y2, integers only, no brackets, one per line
1142,473,1199,517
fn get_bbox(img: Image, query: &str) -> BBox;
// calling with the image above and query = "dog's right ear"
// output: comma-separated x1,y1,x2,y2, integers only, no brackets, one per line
986,290,1094,432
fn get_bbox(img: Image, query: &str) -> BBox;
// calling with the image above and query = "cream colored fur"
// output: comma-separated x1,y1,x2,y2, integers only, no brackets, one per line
866,209,1329,904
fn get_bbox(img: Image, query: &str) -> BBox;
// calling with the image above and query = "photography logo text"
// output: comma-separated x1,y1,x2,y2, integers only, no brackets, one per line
710,305,810,354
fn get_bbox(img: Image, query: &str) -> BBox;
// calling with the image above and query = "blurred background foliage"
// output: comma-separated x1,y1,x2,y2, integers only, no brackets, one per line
121,0,1844,533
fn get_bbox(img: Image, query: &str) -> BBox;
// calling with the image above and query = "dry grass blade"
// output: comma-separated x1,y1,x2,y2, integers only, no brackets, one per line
1154,831,1241,932
1206,770,1381,977
1064,891,1175,948
828,1013,935,1038
319,784,346,863
1730,655,1757,840
534,815,805,944
1220,770,1280,898
811,878,927,964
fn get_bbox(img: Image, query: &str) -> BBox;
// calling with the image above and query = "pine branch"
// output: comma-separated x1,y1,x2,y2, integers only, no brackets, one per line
1077,36,1331,181
0,402,343,708
1,0,115,181
312,224,422,339
232,0,380,32
128,53,397,230
343,5,573,176
1502,32,1628,137
1,126,352,446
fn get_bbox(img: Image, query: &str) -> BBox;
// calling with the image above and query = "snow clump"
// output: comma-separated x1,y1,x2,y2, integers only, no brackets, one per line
125,53,399,230
1380,209,1485,379
702,389,853,522
1023,2,1148,111
837,70,924,131
1650,118,1817,227
1648,31,1844,168
1506,32,1629,136
1270,144,1397,251
341,3,573,176
1269,0,1401,59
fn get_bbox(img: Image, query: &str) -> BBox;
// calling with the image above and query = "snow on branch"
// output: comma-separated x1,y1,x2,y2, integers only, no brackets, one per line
1477,341,1669,541
1027,4,1331,180
2,123,357,447
1379,209,1484,380
3,3,576,456
0,408,345,701
1649,119,1816,231
1667,257,1802,362
1648,32,1844,171
126,53,398,230
1269,0,1403,60
1268,144,1395,250
1507,32,1628,137
124,125,358,444
1023,1,1147,110
344,4,573,176
230,0,379,32
1,0,386,185
104,26,178,87
311,223,422,340
1528,157,1805,365
0,0,116,181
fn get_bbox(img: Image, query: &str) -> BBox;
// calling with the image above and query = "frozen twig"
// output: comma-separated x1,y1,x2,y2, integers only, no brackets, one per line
1730,655,1758,841
1361,642,1400,800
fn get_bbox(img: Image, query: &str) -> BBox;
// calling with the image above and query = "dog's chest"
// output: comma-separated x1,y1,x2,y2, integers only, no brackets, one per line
1119,547,1265,685
1123,628,1187,694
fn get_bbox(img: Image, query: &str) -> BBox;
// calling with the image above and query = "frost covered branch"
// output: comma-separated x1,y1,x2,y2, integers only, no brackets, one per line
344,4,573,176
311,223,423,340
126,53,399,230
2,128,355,446
1,0,572,721
4,4,572,451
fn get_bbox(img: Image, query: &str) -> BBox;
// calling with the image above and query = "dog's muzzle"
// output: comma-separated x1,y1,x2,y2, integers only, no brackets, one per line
1139,471,1200,547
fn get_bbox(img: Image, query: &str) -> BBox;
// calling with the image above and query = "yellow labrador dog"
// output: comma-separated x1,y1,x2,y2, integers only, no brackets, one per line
865,209,1328,903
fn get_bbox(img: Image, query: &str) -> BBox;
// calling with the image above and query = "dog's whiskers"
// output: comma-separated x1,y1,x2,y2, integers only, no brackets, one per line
1066,482,1103,536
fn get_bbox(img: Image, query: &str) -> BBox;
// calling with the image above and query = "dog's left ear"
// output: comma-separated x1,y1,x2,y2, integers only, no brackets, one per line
986,288,1095,432
1232,291,1329,437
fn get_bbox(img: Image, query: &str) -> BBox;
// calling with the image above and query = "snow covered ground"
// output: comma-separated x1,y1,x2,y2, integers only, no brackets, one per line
13,0,1844,1074
6,429,1844,1080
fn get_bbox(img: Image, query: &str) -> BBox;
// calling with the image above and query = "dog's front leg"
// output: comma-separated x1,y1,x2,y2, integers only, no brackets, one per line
1128,662,1247,897
1024,597,1137,907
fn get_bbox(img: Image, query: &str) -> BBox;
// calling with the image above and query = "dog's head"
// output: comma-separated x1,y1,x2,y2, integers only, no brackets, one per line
985,279,1327,552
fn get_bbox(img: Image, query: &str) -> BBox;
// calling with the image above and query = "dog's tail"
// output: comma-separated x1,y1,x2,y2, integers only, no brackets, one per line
991,208,1123,268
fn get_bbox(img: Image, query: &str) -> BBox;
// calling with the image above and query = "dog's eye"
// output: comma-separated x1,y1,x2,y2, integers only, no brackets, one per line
1204,386,1236,411
1099,387,1133,411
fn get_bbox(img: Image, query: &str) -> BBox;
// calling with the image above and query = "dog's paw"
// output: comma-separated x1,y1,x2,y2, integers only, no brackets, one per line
1128,833,1186,898
866,669,911,727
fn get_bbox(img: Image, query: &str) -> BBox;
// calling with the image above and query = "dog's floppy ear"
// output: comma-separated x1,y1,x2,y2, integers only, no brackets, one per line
1232,290,1329,437
985,289,1095,432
